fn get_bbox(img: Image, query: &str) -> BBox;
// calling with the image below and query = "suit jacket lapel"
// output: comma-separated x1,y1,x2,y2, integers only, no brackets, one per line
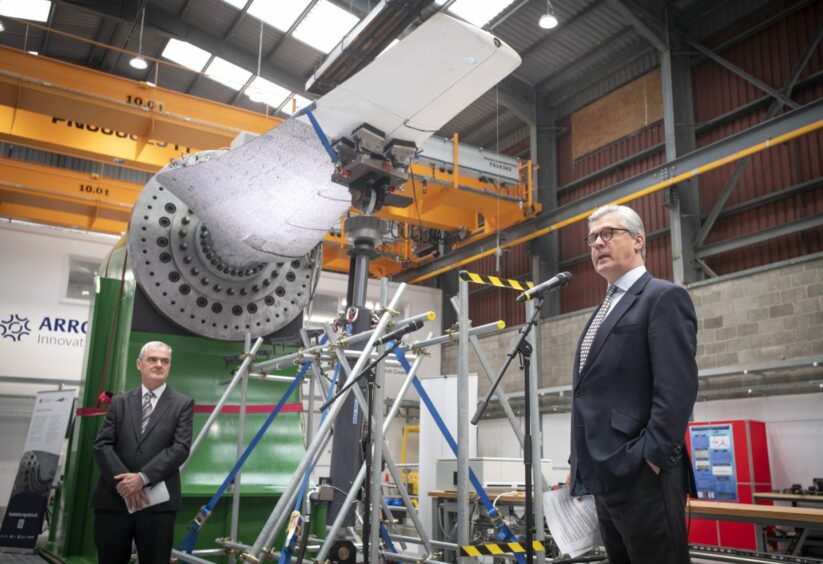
129,388,143,442
575,272,651,389
140,387,172,441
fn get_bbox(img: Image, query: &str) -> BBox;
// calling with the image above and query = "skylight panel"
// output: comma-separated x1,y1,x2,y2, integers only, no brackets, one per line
161,38,212,72
0,0,52,22
205,57,252,90
447,0,516,27
247,0,311,32
292,0,359,54
279,93,311,115
246,76,290,108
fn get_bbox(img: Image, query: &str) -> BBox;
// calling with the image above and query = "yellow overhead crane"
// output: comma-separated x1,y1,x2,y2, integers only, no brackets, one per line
0,44,539,277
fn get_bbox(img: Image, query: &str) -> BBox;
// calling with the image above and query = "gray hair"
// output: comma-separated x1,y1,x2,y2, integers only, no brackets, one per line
588,204,646,260
138,341,173,360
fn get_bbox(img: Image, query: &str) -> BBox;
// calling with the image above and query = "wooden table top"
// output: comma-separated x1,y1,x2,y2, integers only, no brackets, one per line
429,491,823,527
753,492,823,503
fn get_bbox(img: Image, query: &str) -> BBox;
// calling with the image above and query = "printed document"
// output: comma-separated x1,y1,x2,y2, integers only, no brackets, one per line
542,488,602,557
127,481,170,514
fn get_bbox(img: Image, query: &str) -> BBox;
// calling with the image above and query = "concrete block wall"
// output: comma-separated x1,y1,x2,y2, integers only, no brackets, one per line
442,253,823,394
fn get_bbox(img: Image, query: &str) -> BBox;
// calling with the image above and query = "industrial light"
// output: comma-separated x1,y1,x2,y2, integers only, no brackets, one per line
0,19,5,32
129,56,148,70
129,6,148,70
538,0,558,29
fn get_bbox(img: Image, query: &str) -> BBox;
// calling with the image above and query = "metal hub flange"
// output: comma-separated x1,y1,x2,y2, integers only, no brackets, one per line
127,153,317,341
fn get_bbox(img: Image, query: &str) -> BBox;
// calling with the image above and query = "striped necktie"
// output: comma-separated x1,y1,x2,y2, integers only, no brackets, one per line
579,284,618,371
141,390,155,433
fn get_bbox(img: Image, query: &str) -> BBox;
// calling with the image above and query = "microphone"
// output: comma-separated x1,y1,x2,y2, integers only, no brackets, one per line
374,319,425,346
516,271,573,302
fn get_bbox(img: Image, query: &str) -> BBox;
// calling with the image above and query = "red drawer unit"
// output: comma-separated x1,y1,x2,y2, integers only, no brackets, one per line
685,420,772,550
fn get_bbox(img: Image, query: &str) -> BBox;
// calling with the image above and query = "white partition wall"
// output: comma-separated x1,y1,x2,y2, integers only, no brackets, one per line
417,374,477,537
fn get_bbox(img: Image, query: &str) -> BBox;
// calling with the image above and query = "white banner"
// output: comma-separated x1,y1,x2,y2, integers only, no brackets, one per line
0,390,75,552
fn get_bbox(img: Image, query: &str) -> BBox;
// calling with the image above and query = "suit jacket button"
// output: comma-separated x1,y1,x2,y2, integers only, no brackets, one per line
574,391,581,398
137,450,142,456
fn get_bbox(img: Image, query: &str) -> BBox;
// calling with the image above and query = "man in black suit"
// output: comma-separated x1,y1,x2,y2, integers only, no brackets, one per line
91,341,194,564
568,205,698,564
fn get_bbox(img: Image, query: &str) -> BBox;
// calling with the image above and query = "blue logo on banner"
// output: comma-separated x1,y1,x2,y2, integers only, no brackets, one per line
0,314,31,342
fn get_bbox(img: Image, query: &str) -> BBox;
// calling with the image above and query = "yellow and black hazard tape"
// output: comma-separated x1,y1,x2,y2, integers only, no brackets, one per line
458,272,535,292
460,540,547,557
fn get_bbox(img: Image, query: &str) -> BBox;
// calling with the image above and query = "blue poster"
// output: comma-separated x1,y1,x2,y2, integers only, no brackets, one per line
689,424,738,502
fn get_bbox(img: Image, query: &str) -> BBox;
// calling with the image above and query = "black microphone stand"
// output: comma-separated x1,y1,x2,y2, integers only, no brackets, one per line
472,294,546,563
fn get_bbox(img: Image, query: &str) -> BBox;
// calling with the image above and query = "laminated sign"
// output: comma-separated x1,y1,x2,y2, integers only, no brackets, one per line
0,390,74,552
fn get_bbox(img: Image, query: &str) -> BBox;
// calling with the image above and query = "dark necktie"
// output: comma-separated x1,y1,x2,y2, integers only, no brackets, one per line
579,285,618,371
141,390,155,433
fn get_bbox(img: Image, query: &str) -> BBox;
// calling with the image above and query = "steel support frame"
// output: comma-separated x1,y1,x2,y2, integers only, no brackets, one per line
531,96,561,317
661,10,702,284
694,23,823,248
696,215,823,259
246,285,408,559
397,98,823,284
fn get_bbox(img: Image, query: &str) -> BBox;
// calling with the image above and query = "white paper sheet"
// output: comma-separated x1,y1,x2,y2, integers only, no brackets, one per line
127,480,170,514
542,488,602,558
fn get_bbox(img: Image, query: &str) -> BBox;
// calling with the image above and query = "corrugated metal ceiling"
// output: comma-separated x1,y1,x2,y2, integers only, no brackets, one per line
0,0,775,154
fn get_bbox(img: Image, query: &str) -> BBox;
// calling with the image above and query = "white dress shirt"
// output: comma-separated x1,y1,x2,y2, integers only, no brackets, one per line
604,265,647,318
141,382,166,409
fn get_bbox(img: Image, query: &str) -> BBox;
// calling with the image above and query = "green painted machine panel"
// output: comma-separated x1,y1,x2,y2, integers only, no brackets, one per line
56,247,319,561
127,332,306,496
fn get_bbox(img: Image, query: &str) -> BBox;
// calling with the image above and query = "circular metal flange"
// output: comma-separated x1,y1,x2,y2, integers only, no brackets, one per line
127,152,318,341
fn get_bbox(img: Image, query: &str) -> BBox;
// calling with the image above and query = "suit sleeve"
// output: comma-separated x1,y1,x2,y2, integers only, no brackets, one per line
140,395,194,484
93,397,130,486
642,284,698,470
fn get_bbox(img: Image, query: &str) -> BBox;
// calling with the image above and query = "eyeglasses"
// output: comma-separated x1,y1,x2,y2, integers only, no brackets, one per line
585,227,631,246
145,356,170,365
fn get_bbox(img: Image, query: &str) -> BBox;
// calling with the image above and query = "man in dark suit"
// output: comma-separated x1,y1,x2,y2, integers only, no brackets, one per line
91,341,194,564
568,205,698,564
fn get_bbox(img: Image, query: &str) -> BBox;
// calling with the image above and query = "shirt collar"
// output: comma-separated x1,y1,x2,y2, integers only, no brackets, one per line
142,382,166,399
612,265,646,293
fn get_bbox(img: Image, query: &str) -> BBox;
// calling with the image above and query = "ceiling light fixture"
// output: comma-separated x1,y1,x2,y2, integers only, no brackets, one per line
538,0,558,29
129,6,148,70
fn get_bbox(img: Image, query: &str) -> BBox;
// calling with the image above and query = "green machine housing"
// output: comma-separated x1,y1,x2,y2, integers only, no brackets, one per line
49,237,325,563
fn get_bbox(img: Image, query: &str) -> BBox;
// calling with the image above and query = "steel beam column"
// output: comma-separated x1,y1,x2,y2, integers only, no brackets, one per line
661,13,702,284
531,97,561,316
